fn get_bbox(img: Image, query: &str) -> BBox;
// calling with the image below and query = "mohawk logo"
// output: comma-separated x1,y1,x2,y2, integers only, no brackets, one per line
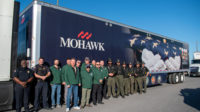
60,31,105,51
21,15,25,24
77,31,92,40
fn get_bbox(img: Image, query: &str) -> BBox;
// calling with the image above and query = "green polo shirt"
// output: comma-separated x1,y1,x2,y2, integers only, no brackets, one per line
61,64,69,83
64,65,81,85
50,66,62,84
81,69,93,89
101,66,108,78
93,67,103,84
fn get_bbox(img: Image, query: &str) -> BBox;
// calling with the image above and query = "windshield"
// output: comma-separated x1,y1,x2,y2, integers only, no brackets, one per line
191,60,200,64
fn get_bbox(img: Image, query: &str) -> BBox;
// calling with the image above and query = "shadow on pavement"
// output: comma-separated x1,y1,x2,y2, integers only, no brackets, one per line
180,88,200,111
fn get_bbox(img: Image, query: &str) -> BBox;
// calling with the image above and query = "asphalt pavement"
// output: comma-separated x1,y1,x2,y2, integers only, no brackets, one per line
9,76,200,112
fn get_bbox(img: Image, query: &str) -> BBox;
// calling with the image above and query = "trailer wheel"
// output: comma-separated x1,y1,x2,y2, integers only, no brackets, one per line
179,73,185,83
168,74,172,84
172,73,179,84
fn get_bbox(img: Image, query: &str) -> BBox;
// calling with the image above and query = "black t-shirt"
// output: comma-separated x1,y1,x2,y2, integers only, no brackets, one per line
34,64,50,80
13,67,34,86
141,67,149,76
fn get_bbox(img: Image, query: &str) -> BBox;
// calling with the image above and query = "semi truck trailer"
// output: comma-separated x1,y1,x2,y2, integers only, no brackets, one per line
0,0,20,111
190,52,200,76
0,0,189,111
19,1,189,84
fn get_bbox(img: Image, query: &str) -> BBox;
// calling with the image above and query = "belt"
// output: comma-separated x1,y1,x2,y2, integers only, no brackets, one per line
37,79,46,82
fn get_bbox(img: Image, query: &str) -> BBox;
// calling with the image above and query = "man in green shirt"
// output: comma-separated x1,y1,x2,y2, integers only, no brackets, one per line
61,58,71,104
50,59,62,108
81,57,90,72
80,64,93,108
91,59,96,71
92,62,104,105
64,58,81,111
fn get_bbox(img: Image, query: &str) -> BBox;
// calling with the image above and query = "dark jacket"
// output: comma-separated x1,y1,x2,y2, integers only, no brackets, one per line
122,67,129,78
107,65,116,77
141,66,149,76
134,67,143,77
128,67,135,77
115,65,123,76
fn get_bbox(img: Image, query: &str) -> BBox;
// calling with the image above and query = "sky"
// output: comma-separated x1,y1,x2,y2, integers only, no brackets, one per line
15,0,200,61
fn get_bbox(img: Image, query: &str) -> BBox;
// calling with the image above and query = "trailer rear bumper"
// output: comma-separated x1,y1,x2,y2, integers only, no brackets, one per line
0,81,13,111
190,72,200,77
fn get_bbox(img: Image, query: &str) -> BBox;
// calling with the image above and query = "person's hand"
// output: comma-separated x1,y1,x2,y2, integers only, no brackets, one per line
78,84,81,86
99,79,103,83
62,82,66,85
21,82,27,87
41,76,46,81
67,85,70,88
108,73,113,76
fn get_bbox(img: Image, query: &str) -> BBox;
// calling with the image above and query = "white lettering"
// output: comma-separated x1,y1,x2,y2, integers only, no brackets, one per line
60,37,70,47
98,43,105,51
86,41,92,50
78,40,86,49
90,41,98,50
70,39,78,48
60,37,105,51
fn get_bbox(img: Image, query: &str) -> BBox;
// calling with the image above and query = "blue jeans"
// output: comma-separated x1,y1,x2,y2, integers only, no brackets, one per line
51,84,61,105
66,85,78,108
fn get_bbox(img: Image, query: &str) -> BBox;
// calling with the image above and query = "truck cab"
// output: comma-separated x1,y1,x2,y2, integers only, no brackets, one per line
190,52,200,76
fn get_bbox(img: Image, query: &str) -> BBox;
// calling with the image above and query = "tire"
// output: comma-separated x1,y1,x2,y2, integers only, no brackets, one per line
172,73,179,84
179,73,184,83
168,74,172,84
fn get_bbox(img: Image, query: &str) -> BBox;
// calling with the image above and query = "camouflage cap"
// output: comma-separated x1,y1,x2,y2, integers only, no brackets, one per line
108,58,112,62
116,59,120,63
122,61,126,65
136,61,140,65
85,57,90,61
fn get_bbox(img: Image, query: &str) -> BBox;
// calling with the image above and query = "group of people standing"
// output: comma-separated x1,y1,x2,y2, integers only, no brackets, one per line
13,57,149,112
